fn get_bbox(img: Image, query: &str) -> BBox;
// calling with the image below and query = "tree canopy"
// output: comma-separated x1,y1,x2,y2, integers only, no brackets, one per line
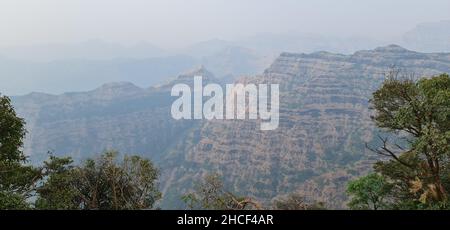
0,95,40,209
348,73,450,209
1,94,161,210
36,152,161,210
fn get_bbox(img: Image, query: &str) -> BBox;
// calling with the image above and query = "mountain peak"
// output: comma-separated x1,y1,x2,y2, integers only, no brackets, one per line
374,44,411,53
155,66,218,90
97,82,141,90
94,82,142,94
177,65,215,80
92,82,144,98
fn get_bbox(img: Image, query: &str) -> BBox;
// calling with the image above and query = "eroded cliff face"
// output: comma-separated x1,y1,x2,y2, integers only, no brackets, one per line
159,45,450,208
12,45,450,209
12,67,217,164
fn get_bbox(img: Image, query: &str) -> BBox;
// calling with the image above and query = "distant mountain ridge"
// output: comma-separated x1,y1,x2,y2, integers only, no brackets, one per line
401,20,450,52
0,44,268,96
3,19,450,95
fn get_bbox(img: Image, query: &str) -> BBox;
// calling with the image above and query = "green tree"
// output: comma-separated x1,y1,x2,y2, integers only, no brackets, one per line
0,95,26,162
182,173,261,210
347,173,392,210
1,94,162,210
36,151,161,210
273,193,326,210
365,72,450,209
0,191,30,210
35,156,80,209
0,95,40,209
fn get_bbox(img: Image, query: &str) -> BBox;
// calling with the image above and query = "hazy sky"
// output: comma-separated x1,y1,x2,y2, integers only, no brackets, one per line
1,0,449,49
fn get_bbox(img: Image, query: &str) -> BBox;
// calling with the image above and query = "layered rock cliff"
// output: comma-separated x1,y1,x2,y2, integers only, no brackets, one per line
158,45,450,208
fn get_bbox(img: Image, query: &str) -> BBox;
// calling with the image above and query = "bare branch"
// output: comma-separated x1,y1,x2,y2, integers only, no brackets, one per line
366,135,413,168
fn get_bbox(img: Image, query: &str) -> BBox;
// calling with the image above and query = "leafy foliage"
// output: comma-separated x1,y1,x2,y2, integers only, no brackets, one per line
0,95,40,209
1,94,161,210
36,151,161,210
351,73,450,209
347,173,392,210
273,193,326,210
0,95,27,162
35,156,80,209
182,173,261,210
